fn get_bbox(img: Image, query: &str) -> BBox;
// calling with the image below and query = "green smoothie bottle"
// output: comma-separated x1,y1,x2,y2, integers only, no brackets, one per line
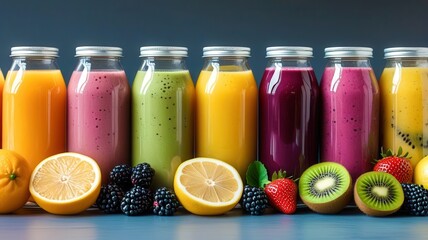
132,46,194,188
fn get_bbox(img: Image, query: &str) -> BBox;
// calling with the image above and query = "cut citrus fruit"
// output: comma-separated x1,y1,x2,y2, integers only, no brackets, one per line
173,157,243,215
0,149,31,213
29,152,101,215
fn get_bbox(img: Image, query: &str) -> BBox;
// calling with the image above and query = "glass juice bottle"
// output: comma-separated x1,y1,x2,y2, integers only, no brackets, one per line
320,47,379,181
0,69,4,147
380,47,428,168
3,46,67,171
132,46,194,188
195,46,258,180
68,46,131,184
259,47,319,178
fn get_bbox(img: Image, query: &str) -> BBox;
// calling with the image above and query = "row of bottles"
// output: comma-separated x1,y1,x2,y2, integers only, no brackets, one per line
0,46,427,188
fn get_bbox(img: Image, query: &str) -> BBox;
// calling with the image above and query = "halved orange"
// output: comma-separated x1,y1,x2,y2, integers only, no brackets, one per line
174,157,243,215
29,152,101,215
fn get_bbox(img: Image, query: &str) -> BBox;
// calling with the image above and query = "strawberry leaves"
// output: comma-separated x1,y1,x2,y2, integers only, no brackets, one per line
271,170,287,181
380,146,411,159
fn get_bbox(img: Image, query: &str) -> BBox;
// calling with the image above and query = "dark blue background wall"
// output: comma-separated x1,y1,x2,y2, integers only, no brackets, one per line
1,0,427,83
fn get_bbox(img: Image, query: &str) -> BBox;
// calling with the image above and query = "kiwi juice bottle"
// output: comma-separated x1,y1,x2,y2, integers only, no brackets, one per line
132,46,195,189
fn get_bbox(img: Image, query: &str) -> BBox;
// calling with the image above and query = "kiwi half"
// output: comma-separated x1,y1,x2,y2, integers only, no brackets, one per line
299,162,352,214
354,171,404,217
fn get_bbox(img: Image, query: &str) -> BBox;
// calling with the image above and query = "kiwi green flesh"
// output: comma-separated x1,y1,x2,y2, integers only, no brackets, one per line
299,162,352,204
354,172,404,216
303,182,352,214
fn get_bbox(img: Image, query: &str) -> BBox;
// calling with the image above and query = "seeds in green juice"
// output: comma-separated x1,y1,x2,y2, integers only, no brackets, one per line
132,70,194,188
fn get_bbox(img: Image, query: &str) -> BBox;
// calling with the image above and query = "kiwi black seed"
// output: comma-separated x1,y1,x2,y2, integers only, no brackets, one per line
354,171,404,217
299,162,352,214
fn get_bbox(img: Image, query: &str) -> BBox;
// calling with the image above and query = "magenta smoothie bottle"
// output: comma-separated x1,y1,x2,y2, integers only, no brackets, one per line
68,46,131,184
320,47,379,181
260,47,319,178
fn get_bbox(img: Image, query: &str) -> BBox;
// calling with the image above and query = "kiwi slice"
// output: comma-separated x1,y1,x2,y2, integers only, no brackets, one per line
354,171,404,216
299,162,352,214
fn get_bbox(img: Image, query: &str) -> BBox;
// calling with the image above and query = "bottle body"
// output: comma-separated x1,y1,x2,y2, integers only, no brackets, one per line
3,47,66,172
196,47,258,179
380,49,428,167
68,47,131,184
0,69,4,147
320,48,379,181
259,51,319,178
132,47,194,188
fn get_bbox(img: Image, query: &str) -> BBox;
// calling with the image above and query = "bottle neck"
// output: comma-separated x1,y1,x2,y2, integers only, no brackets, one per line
326,58,372,68
10,57,59,71
139,57,188,71
385,58,428,68
202,57,251,71
266,57,312,68
75,57,123,71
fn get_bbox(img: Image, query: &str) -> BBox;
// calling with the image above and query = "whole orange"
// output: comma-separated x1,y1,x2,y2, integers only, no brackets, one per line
0,149,31,213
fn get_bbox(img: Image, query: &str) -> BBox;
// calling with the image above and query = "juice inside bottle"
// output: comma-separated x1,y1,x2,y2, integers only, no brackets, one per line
196,50,258,179
132,46,195,188
68,47,131,184
260,68,318,177
0,70,4,147
320,47,379,182
3,47,66,172
380,66,428,167
3,70,66,171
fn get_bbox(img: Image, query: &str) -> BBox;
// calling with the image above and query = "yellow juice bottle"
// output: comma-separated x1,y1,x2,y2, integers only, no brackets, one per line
0,70,4,147
3,47,66,172
195,47,258,179
380,47,428,167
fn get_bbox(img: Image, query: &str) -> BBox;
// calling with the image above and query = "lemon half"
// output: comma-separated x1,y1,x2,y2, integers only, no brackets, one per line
174,157,243,215
29,152,101,215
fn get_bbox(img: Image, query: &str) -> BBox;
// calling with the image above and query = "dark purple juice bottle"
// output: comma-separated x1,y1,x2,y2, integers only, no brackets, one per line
260,47,319,178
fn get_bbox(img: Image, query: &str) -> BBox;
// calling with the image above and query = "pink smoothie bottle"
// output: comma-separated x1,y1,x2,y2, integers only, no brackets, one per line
68,46,131,184
259,47,319,178
320,47,379,181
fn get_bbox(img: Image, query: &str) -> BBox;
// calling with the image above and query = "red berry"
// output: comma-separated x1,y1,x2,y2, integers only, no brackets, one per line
264,178,297,214
373,147,413,183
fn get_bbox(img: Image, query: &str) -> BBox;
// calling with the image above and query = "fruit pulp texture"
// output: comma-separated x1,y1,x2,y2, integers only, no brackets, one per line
132,70,194,188
380,67,428,168
0,70,4,147
320,67,379,182
3,70,66,172
68,70,131,184
196,70,258,179
259,67,319,178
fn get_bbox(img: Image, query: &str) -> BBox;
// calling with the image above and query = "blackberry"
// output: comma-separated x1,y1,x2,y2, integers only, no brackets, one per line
96,184,124,213
131,163,155,187
109,164,132,191
241,185,269,215
121,186,153,216
401,183,428,216
153,187,180,216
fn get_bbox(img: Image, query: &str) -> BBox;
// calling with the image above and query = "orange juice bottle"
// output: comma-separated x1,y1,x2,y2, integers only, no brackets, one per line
3,47,66,172
195,46,258,179
0,69,4,147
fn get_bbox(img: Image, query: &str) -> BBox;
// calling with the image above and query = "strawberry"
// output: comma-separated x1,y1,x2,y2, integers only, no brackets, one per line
373,146,413,183
264,177,297,214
